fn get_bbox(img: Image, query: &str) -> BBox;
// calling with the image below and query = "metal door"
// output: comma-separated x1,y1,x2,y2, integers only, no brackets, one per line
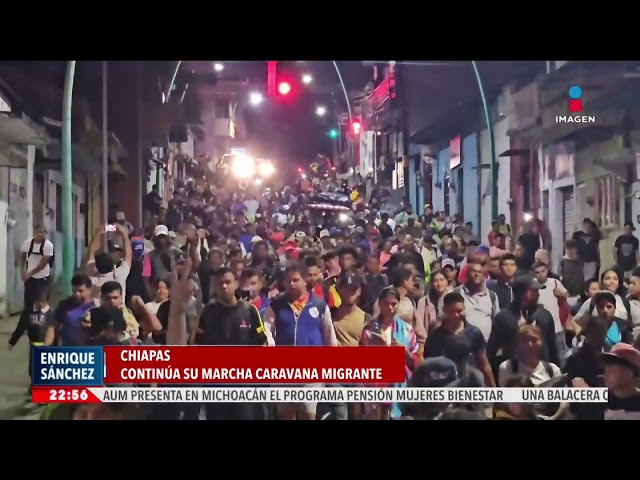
7,167,29,314
562,188,575,242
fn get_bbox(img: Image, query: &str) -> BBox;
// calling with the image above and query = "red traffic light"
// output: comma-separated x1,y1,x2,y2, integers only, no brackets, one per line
278,82,291,95
351,120,362,135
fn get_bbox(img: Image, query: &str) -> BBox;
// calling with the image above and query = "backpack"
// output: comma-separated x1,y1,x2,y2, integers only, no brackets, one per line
509,358,554,380
28,239,55,268
454,287,499,317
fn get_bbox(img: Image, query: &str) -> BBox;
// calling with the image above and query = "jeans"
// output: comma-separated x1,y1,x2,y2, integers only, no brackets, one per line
24,277,49,312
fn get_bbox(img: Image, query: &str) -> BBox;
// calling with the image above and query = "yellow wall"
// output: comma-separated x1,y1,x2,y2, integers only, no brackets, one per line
574,135,628,269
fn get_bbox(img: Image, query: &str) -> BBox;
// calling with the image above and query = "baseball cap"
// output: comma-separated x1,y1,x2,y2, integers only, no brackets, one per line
154,225,169,237
411,357,460,388
338,274,362,289
251,235,263,243
284,240,298,252
441,258,456,269
512,274,546,294
294,231,306,240
319,229,330,238
625,222,636,231
600,343,640,373
476,245,490,255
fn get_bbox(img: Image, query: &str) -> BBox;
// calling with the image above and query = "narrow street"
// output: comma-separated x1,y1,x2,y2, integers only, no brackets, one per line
0,316,41,420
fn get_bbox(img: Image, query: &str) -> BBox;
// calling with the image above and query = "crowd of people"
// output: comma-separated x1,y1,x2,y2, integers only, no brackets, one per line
8,167,640,420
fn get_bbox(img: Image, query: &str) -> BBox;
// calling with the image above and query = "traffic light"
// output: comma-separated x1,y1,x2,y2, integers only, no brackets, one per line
351,119,362,135
278,82,291,96
328,128,338,139
266,61,277,96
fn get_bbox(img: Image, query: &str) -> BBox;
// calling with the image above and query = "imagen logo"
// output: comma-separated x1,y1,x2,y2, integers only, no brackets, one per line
568,85,583,112
555,85,596,124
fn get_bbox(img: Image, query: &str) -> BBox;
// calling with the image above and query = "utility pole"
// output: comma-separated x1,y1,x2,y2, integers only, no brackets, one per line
102,61,109,249
61,61,76,295
471,61,498,222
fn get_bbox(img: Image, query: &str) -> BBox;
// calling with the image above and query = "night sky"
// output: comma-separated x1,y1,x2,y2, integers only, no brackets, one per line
2,60,370,167
228,61,371,166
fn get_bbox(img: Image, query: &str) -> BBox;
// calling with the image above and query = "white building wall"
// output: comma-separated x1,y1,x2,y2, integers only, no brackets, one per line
449,168,458,220
541,141,626,268
0,199,7,316
575,158,624,269
0,144,34,316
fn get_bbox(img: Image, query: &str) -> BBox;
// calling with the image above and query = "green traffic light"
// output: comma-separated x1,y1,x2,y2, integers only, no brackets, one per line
328,129,338,139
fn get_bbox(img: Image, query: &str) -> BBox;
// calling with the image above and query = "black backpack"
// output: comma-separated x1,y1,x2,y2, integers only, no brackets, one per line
27,239,55,268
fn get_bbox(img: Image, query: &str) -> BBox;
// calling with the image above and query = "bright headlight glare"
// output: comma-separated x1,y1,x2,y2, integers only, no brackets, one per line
258,163,275,177
231,155,256,179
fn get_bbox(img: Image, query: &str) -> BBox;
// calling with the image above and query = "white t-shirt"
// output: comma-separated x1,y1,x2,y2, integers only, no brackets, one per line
145,300,166,314
498,359,562,387
21,238,54,279
538,277,567,333
244,199,260,221
89,260,131,299
383,326,393,345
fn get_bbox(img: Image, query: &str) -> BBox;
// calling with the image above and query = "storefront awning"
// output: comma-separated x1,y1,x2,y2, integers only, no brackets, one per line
36,143,102,175
0,112,48,145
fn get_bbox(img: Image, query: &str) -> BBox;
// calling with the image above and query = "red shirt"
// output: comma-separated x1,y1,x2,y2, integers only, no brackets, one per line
312,283,325,301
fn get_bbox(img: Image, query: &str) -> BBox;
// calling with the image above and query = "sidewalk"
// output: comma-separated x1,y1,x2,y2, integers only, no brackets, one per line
0,315,42,420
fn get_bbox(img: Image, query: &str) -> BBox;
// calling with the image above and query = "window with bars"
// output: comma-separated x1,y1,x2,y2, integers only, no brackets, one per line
595,175,621,229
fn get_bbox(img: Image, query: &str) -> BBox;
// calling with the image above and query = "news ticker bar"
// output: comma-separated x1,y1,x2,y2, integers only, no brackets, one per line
32,346,407,387
32,387,609,404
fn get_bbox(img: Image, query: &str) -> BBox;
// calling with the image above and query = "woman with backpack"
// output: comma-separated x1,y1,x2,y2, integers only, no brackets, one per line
498,324,562,387
570,268,640,336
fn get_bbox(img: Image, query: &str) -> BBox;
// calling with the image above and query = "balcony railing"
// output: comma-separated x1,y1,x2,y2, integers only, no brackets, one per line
362,76,391,118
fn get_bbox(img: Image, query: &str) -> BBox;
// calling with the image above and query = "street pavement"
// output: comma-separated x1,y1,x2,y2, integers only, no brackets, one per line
0,315,42,420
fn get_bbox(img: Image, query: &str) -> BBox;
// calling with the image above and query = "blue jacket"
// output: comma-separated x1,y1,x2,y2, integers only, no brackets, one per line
270,294,327,346
252,293,271,319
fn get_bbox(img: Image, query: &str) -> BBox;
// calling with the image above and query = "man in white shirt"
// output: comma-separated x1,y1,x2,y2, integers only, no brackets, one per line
20,224,54,311
533,261,568,356
244,195,260,223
